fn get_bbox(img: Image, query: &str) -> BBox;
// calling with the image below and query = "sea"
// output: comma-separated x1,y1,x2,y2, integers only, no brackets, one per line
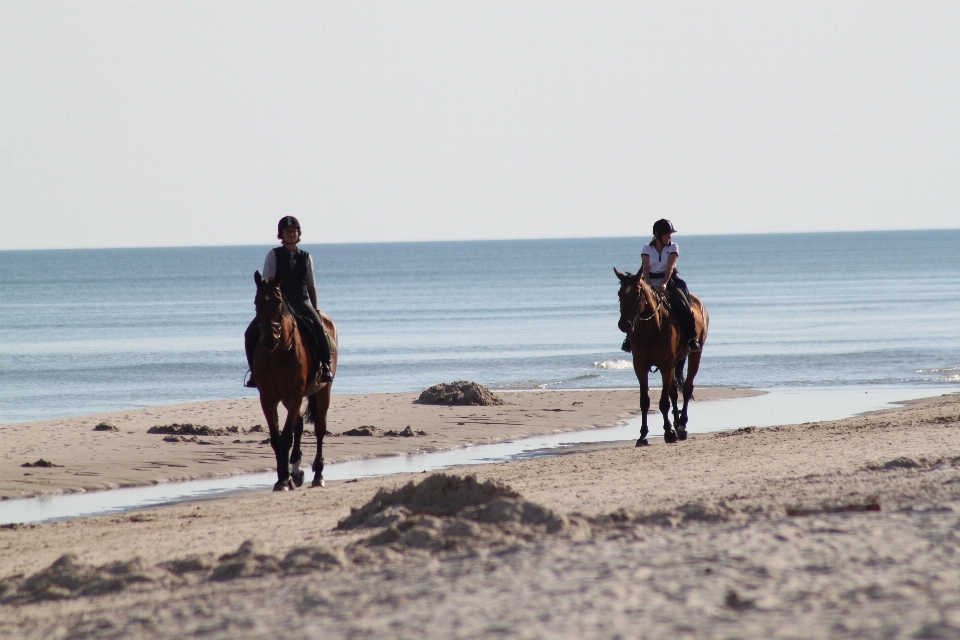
1,230,958,425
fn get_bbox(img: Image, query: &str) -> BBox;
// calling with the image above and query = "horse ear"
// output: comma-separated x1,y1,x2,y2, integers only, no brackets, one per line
254,271,262,285
614,268,626,281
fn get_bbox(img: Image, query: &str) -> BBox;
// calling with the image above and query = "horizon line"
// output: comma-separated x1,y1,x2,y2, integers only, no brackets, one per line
1,227,958,253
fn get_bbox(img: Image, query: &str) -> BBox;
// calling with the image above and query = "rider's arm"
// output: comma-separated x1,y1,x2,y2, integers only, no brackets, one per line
306,255,318,310
660,253,678,289
641,255,652,286
262,250,276,279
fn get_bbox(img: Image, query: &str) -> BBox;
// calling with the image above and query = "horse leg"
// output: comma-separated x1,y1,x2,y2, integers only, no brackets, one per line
311,385,331,488
261,397,289,491
271,397,301,491
673,358,687,440
290,409,305,488
680,350,702,432
669,361,682,434
660,368,676,443
635,364,650,447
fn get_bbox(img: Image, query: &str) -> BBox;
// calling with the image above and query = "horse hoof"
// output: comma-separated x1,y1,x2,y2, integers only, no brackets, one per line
273,479,294,492
292,470,305,488
664,431,678,444
677,429,687,441
635,438,649,447
311,476,326,488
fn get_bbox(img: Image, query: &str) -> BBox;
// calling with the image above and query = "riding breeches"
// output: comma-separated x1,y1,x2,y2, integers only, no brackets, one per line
666,277,697,341
245,300,332,370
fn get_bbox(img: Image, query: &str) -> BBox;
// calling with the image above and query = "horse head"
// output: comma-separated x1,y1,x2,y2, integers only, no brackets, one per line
253,270,285,351
614,267,659,334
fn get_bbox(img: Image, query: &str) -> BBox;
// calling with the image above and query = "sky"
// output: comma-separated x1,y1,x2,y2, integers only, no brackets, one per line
1,0,959,250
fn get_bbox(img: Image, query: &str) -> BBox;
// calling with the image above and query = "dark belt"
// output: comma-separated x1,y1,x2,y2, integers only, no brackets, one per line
649,272,666,278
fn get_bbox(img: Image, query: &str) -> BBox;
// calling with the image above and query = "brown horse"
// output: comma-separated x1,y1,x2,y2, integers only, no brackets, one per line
614,268,708,446
252,271,338,491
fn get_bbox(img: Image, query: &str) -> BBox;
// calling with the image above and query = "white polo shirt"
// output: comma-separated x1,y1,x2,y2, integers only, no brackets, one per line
262,249,316,289
641,242,678,286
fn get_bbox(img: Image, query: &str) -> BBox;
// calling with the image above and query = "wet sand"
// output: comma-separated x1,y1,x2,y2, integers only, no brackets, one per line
1,391,960,638
0,387,755,500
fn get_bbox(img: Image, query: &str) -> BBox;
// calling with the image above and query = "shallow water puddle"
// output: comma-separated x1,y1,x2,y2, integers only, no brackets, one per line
1,386,953,525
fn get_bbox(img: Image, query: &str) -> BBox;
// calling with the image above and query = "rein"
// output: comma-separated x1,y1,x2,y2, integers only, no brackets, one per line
624,282,663,330
258,300,296,352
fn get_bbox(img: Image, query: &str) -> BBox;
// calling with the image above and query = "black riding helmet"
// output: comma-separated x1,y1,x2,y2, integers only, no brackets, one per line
652,219,677,237
277,216,301,240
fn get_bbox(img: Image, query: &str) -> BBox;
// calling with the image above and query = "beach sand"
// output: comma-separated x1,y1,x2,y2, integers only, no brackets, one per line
2,390,960,639
0,387,753,500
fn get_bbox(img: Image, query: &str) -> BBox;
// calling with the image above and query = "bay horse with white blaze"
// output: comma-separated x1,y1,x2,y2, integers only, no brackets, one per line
614,268,708,446
252,271,338,491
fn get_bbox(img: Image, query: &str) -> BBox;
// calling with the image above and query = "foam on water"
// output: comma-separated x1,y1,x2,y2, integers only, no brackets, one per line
594,359,633,370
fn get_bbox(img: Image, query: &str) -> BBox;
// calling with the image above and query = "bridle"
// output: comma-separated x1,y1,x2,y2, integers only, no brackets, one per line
621,280,662,333
257,292,295,352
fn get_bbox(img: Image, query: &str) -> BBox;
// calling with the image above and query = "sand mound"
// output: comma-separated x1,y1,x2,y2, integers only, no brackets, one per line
147,423,242,437
338,474,566,553
385,426,426,437
341,425,382,437
595,502,747,528
93,422,119,432
21,459,61,468
0,554,161,604
417,381,506,406
1,541,346,602
338,474,520,529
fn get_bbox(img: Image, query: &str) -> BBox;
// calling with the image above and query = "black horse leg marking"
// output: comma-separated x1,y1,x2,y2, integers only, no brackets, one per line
312,428,326,488
272,401,298,491
660,369,676,443
637,374,650,447
311,388,331,487
290,412,305,488
669,375,681,429
674,359,687,439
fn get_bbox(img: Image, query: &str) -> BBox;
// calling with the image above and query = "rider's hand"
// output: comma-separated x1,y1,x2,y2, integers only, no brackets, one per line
656,284,667,292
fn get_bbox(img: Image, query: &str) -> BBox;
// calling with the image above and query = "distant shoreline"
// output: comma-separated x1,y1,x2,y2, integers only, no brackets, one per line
0,387,758,501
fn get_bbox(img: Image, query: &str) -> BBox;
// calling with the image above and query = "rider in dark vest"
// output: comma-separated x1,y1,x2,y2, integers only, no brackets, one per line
244,216,333,387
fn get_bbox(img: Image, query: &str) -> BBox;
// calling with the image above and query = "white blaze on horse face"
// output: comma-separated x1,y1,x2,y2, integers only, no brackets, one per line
626,286,632,294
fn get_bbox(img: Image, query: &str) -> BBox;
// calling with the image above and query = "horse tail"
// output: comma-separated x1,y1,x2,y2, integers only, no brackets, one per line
304,393,318,425
673,358,686,390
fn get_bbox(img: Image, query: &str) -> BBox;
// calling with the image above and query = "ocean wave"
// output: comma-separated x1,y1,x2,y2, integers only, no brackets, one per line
932,375,960,383
916,365,960,373
594,360,633,370
571,374,603,380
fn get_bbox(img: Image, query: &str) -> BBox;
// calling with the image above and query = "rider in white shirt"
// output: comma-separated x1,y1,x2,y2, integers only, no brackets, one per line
623,219,701,354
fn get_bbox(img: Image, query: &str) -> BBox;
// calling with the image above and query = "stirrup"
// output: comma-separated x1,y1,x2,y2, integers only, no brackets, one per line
243,370,257,388
319,363,333,383
621,337,632,353
686,338,701,353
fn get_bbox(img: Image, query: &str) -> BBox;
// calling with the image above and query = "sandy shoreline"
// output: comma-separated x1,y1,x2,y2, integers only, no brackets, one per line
0,387,756,500
2,389,959,638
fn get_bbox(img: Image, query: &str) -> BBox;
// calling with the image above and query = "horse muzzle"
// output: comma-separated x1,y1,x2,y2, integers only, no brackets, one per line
258,322,281,351
618,317,633,333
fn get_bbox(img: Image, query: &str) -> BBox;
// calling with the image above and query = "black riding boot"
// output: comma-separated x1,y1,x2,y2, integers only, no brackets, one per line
667,278,700,353
288,301,333,383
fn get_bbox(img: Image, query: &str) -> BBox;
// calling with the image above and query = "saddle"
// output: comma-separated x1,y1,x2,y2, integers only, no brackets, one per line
284,304,331,380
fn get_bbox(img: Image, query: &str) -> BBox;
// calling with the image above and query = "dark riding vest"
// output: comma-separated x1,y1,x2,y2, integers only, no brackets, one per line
272,246,310,303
